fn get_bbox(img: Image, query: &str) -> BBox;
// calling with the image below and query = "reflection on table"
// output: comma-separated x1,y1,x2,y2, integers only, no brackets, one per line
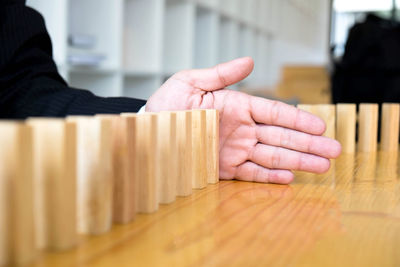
31,152,400,267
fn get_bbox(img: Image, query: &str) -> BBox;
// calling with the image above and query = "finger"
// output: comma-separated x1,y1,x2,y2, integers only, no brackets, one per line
173,57,254,91
234,161,294,184
256,125,342,159
250,143,331,173
250,97,326,135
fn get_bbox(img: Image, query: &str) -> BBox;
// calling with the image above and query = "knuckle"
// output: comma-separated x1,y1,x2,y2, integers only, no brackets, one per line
293,108,300,129
270,100,281,123
280,128,291,147
270,148,281,169
252,167,260,181
296,154,304,170
306,135,313,153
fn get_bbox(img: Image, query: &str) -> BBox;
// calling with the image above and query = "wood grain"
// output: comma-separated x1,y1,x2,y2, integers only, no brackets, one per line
0,123,35,266
136,113,159,213
28,119,77,250
157,111,178,204
99,115,137,224
298,104,336,139
380,103,400,152
191,110,207,189
314,104,336,139
29,151,400,267
206,109,219,184
68,116,113,235
297,104,315,114
336,104,356,153
176,111,193,197
113,114,138,223
358,104,379,152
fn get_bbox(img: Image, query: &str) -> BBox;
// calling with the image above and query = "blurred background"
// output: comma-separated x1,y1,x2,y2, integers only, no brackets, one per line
26,0,400,104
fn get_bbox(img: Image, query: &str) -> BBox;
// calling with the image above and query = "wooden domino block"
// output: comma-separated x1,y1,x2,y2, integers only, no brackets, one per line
136,113,159,213
377,151,398,181
27,119,77,250
99,115,137,224
297,104,315,114
314,104,336,139
0,123,35,266
358,104,378,152
298,104,336,138
191,110,207,189
206,109,219,184
380,103,400,152
355,153,377,181
336,104,356,154
157,111,177,204
115,114,137,223
67,116,113,235
176,111,193,197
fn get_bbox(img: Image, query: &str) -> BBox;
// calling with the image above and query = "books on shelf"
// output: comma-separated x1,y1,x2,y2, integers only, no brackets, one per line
68,34,97,49
68,34,105,67
67,54,106,67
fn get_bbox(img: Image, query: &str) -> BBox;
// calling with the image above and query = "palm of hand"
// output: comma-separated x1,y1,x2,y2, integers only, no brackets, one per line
147,58,341,184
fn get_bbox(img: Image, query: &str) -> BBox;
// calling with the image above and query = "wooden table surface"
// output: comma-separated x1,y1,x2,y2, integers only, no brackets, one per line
30,152,400,267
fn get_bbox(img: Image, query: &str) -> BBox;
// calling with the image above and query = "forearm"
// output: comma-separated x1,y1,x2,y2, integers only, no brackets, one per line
0,1,146,119
1,77,146,119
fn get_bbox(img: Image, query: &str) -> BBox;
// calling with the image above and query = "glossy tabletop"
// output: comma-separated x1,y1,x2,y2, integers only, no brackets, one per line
31,152,400,267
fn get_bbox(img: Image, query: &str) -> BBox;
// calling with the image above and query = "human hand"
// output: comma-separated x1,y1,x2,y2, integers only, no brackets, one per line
146,57,342,184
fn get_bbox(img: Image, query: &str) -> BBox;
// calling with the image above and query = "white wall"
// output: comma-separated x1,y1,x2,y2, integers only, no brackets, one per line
267,0,331,87
27,0,332,97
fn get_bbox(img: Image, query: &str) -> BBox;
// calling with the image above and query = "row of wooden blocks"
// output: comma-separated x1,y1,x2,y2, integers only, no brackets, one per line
0,109,219,266
297,103,400,153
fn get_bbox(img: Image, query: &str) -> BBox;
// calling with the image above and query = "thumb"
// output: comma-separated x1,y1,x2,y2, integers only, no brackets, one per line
173,57,254,91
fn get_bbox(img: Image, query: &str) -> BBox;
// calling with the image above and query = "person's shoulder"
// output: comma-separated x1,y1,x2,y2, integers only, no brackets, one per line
1,0,26,7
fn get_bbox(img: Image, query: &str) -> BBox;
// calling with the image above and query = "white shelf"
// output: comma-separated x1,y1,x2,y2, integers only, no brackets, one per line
253,33,270,87
28,0,277,100
195,0,219,10
219,18,239,63
69,72,123,97
239,0,257,26
163,0,196,74
220,0,239,18
239,26,257,86
194,7,219,68
68,0,123,70
123,0,164,73
124,75,162,100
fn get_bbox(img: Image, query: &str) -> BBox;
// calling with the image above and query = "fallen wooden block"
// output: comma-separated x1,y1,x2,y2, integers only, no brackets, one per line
136,113,159,213
358,104,378,152
176,111,193,197
380,103,400,152
27,119,77,250
67,116,113,235
0,122,35,266
336,104,356,154
191,110,207,189
206,109,219,184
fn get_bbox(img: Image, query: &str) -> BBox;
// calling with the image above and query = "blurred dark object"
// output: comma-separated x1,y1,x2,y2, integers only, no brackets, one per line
332,14,400,104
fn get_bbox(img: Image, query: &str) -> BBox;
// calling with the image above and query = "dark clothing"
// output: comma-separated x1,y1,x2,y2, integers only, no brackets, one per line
332,14,400,104
0,0,146,119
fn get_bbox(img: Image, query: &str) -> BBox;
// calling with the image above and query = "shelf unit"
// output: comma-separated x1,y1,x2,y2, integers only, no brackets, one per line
26,0,280,100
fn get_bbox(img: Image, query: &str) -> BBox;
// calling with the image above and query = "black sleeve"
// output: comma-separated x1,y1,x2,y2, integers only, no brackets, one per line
0,1,147,119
